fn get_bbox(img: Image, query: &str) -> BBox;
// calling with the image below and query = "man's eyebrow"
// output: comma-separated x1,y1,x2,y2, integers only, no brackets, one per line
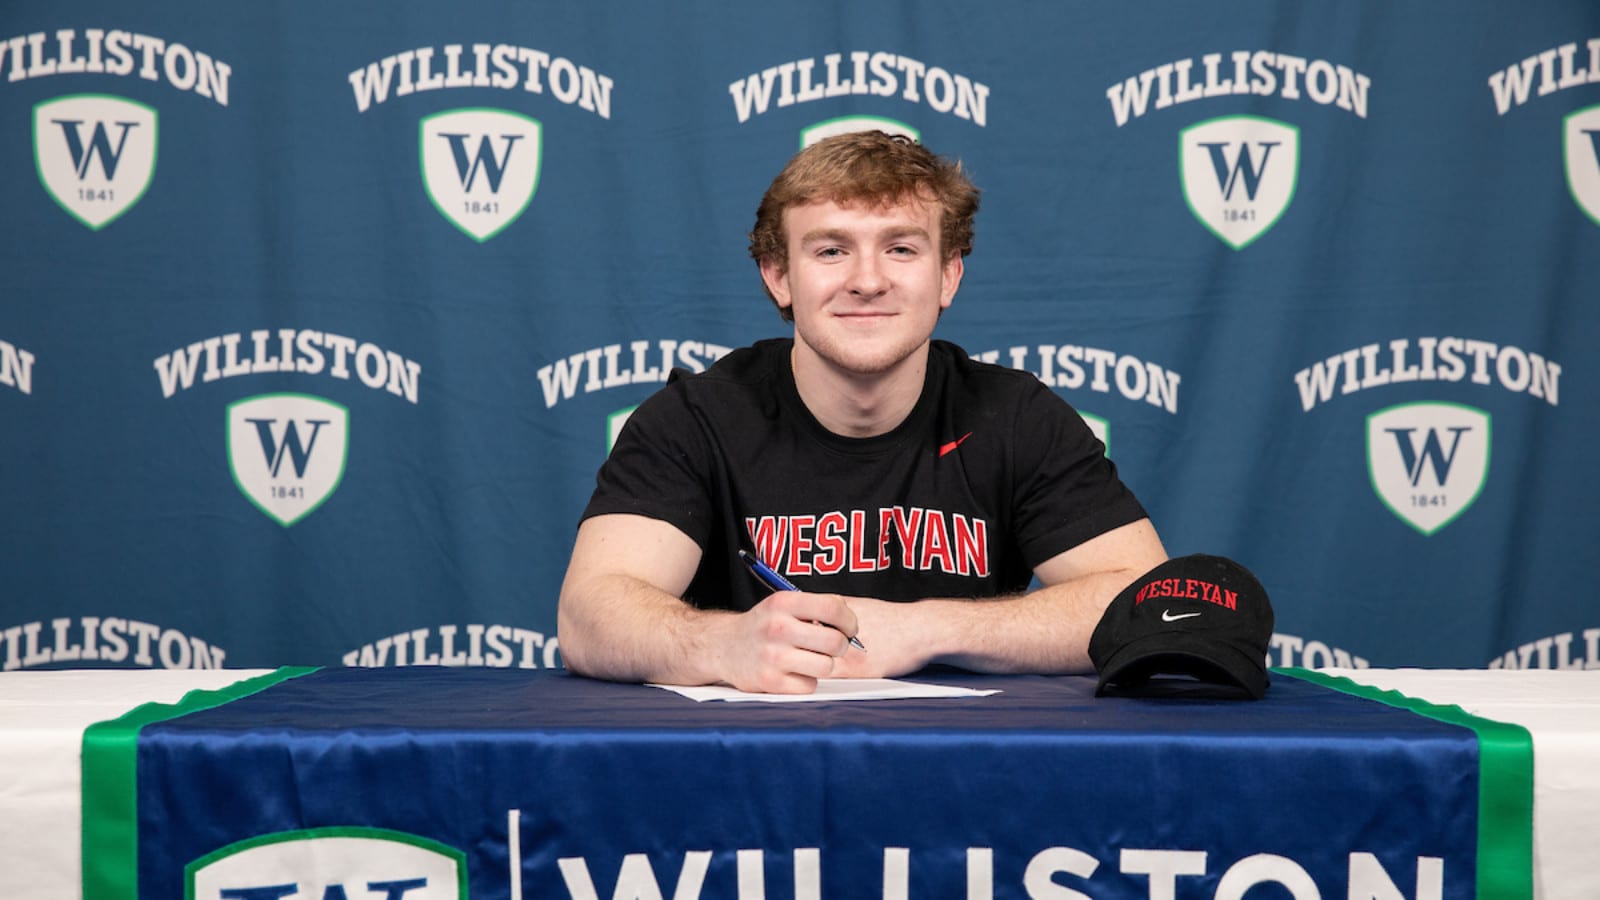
799,227,852,246
798,225,933,245
877,224,932,243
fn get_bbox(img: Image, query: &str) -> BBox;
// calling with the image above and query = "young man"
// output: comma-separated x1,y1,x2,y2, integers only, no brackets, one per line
558,131,1166,693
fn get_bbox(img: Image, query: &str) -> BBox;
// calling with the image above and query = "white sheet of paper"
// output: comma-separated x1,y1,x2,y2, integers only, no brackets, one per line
650,678,1001,703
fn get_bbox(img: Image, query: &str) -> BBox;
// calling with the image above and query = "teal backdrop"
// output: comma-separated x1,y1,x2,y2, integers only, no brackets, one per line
2,1,1596,673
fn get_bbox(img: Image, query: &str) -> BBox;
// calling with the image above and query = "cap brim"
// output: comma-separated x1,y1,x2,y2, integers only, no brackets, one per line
1094,632,1268,700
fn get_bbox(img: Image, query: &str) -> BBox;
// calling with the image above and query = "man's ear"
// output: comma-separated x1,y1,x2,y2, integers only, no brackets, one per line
759,256,792,310
939,253,964,310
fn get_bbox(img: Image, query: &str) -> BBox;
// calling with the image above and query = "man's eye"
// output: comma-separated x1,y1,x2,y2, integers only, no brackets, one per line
816,247,843,258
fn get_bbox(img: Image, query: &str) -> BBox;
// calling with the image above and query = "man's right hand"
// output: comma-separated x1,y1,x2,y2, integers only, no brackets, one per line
559,513,866,694
703,589,860,694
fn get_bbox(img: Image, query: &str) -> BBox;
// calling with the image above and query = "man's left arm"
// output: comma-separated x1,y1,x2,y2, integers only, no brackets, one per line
830,518,1166,677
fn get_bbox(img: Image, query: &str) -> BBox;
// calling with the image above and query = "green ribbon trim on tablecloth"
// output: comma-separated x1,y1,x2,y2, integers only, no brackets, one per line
81,667,319,900
1279,668,1534,900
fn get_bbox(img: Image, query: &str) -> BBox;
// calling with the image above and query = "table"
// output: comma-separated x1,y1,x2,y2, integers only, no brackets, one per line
1322,667,1600,900
1,666,1595,900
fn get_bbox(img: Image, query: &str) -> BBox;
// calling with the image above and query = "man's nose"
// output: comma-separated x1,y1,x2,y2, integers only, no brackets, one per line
846,255,888,297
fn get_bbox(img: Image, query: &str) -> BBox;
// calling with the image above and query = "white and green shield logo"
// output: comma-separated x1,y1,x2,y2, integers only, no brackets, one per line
187,827,467,900
227,393,349,527
34,94,157,230
421,107,541,242
1180,114,1298,250
1367,402,1491,536
1564,104,1600,228
1078,410,1109,457
606,404,639,454
801,115,919,148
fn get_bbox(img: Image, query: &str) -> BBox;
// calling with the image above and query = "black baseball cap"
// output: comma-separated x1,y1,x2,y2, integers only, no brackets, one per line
1089,554,1275,700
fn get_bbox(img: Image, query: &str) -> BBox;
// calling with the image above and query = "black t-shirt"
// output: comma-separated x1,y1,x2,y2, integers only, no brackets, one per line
581,338,1148,610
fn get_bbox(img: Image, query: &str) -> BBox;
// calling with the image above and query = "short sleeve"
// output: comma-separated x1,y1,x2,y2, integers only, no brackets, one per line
579,383,718,548
1007,382,1148,566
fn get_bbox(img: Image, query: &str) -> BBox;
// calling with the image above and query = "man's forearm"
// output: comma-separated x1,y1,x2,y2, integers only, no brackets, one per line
557,574,731,686
907,567,1147,674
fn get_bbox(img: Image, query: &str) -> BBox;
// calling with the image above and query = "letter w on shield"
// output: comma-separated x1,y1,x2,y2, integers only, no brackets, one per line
1179,114,1299,250
1565,104,1600,228
227,393,349,527
420,107,542,242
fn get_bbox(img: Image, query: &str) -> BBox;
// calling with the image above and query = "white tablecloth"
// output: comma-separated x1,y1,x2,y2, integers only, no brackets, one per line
0,669,273,900
1325,668,1600,900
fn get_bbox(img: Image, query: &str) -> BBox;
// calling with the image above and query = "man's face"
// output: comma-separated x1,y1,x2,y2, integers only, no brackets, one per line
760,195,963,378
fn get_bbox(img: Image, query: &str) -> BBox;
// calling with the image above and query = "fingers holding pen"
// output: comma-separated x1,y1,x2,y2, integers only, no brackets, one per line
738,550,865,651
759,589,860,657
712,590,861,694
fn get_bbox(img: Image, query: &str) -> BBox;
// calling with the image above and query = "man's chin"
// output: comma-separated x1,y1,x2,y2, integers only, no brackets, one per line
805,338,931,378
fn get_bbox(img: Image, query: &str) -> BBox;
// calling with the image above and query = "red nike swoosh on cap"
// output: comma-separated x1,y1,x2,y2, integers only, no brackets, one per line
939,432,973,457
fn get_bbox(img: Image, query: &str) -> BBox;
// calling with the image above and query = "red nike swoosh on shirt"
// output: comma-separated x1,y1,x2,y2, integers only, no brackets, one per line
939,432,973,457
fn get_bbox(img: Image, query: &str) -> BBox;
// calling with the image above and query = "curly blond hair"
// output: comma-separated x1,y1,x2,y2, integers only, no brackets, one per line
748,131,979,318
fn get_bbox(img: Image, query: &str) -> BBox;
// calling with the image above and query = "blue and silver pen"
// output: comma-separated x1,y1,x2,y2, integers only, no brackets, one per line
738,549,867,651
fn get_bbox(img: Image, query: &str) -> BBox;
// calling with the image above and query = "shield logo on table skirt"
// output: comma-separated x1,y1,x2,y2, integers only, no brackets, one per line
420,107,542,242
33,94,158,230
227,393,349,527
1366,402,1491,536
187,827,466,900
1565,104,1600,228
1180,114,1299,250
